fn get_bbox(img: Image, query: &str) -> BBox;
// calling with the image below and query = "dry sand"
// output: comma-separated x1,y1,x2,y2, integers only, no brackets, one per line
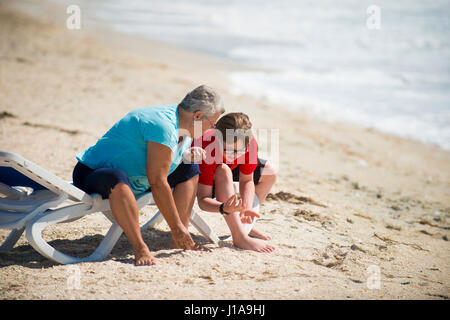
0,1,449,300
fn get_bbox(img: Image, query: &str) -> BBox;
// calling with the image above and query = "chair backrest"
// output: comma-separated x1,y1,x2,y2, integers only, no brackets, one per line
0,151,92,204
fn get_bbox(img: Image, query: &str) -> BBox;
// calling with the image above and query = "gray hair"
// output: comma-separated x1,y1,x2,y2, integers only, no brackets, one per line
178,85,225,117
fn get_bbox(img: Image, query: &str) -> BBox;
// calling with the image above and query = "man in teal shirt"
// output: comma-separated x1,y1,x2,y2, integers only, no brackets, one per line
76,104,193,195
73,85,224,266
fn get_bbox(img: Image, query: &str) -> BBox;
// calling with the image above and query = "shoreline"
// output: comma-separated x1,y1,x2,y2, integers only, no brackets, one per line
8,0,449,153
1,1,449,300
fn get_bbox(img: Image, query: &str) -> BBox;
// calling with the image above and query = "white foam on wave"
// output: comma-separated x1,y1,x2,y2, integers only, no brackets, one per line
51,0,450,150
229,70,450,150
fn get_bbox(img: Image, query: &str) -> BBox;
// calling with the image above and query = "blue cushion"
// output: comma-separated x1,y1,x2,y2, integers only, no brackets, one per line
0,167,47,190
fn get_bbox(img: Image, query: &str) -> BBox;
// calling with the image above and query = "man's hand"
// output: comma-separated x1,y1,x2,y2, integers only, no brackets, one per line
172,224,209,251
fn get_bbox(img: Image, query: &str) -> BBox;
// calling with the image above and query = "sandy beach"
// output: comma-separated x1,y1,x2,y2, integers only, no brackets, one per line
0,1,449,300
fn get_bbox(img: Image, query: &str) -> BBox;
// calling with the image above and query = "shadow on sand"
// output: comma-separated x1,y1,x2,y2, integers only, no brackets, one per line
0,228,213,269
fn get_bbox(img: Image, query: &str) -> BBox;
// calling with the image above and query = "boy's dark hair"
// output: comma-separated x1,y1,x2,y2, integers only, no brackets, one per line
215,112,252,146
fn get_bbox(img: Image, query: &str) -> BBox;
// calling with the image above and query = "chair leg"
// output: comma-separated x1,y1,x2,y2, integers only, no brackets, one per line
139,209,221,245
140,210,164,231
0,227,25,252
22,191,160,264
26,202,120,264
138,208,221,245
190,210,221,245
87,222,123,262
0,195,66,252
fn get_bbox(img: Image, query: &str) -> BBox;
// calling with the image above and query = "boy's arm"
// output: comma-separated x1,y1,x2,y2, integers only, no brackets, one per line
239,171,255,211
239,171,260,223
197,183,221,212
197,183,245,214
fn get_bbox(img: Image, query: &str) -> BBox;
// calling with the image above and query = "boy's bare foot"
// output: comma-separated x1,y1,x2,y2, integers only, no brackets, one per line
134,245,157,266
233,235,275,253
248,227,272,240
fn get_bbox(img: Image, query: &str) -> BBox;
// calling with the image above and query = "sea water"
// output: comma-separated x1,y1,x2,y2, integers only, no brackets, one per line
55,0,450,150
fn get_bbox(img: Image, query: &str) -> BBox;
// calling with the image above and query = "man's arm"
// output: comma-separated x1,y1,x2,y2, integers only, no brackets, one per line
146,141,196,249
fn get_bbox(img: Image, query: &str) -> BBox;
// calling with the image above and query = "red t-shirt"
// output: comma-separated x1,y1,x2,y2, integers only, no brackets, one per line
192,129,258,186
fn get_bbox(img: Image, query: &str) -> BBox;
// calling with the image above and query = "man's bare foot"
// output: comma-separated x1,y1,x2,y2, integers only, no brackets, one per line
233,235,275,253
134,245,157,266
248,227,272,240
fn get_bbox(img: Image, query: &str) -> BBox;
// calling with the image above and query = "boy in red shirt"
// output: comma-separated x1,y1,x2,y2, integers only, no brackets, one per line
192,112,277,252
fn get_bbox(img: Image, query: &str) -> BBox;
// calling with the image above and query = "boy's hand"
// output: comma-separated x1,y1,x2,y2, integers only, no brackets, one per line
240,210,260,224
223,194,244,213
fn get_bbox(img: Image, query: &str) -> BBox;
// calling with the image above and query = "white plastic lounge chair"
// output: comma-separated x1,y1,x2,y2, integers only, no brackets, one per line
0,151,222,264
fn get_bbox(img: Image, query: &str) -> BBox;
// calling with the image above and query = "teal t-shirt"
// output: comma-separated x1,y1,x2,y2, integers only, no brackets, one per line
76,104,192,195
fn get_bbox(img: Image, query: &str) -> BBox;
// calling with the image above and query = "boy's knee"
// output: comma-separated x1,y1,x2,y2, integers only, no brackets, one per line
263,162,277,177
259,163,277,185
215,164,232,181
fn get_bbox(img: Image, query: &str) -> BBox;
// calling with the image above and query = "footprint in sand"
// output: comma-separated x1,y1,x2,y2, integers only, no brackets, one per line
311,244,348,269
0,111,17,120
267,191,327,207
21,121,82,135
292,209,335,230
